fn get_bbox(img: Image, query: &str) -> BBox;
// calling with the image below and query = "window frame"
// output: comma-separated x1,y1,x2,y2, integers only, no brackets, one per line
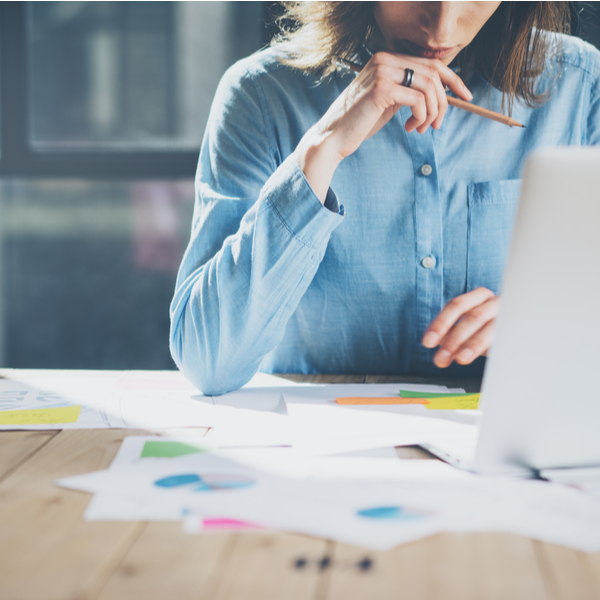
0,1,276,179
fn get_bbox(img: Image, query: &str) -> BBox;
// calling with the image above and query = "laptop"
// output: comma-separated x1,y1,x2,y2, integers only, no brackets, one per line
421,146,600,475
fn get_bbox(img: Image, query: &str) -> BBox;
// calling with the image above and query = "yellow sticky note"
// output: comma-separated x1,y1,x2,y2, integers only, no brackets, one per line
423,394,480,410
0,405,81,425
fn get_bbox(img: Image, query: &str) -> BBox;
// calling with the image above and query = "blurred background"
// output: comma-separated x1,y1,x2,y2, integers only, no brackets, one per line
0,1,598,371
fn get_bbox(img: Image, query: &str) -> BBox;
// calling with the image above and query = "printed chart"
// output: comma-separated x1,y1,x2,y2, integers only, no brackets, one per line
154,473,256,492
357,506,433,520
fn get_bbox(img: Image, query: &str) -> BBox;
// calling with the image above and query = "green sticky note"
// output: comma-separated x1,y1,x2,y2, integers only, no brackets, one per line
0,405,81,425
399,390,477,399
141,440,206,459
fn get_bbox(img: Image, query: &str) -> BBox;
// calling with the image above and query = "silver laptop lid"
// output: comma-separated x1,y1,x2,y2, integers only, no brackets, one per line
474,147,600,474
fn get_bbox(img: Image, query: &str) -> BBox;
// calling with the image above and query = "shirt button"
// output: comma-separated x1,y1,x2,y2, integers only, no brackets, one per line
421,164,433,176
421,256,436,269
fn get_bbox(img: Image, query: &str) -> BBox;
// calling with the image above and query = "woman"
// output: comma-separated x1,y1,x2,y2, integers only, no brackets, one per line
170,2,600,395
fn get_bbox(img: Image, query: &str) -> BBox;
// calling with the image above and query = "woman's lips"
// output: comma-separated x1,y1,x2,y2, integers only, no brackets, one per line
398,40,457,60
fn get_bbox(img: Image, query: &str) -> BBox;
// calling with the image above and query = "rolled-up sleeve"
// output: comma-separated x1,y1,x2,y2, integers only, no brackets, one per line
169,62,343,396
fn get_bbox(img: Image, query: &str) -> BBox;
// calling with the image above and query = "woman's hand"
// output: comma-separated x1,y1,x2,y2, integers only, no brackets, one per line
422,287,499,368
294,52,472,202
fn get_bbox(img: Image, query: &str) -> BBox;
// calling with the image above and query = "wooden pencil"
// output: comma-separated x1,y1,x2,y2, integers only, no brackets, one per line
446,96,524,127
336,58,524,128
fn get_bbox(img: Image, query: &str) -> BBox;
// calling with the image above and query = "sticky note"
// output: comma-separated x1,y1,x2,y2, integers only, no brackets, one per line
141,440,206,459
0,405,81,425
399,390,475,399
421,394,480,410
336,397,429,405
336,393,480,409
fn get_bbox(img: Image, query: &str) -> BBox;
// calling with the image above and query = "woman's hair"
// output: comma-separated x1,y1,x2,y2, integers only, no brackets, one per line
271,2,572,113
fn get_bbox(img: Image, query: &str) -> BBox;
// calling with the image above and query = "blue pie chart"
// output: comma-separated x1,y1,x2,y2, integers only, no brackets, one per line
357,506,431,520
154,473,255,492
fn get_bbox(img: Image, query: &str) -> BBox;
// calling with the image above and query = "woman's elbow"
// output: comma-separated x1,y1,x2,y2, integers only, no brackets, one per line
170,329,246,396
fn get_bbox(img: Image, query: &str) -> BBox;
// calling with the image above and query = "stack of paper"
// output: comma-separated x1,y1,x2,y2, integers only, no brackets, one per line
8,371,600,551
0,373,483,457
57,436,600,552
0,372,476,429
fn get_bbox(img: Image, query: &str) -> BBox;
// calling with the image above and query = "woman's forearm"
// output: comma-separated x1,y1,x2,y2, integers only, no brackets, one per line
170,156,343,396
293,125,344,204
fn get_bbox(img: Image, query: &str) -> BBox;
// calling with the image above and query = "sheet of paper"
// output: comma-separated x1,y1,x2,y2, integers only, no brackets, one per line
0,378,118,429
284,402,480,455
134,396,478,456
56,452,470,549
83,435,279,523
202,404,480,456
0,373,282,430
0,372,473,431
198,373,306,413
85,437,398,522
540,466,600,493
84,435,215,521
0,372,484,476
333,447,399,459
454,476,600,553
278,383,479,425
0,372,298,430
61,438,600,552
217,382,475,421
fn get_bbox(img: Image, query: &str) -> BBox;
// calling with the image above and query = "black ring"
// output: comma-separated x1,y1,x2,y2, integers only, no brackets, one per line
402,68,415,88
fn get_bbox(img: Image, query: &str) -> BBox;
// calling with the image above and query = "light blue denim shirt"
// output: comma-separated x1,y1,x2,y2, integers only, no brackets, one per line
170,34,600,395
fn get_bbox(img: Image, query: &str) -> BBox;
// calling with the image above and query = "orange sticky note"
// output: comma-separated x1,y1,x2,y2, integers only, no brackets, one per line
335,397,430,406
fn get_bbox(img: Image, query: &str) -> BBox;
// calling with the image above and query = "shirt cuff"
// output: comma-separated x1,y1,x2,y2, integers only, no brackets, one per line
263,154,344,249
323,187,344,215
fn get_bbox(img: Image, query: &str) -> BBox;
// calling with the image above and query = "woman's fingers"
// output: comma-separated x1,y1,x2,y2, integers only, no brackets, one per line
423,59,473,102
321,52,472,162
295,53,469,201
433,301,498,367
403,55,473,102
453,320,495,365
404,69,445,133
358,70,427,139
422,288,499,368
406,64,449,132
366,57,436,133
365,52,468,134
409,73,435,131
395,65,445,133
399,55,471,130
367,62,432,128
423,287,496,345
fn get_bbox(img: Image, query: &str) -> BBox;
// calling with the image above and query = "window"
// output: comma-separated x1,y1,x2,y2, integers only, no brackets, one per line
0,1,273,368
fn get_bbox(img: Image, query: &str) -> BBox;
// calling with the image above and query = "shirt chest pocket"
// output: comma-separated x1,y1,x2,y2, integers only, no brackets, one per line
467,179,521,295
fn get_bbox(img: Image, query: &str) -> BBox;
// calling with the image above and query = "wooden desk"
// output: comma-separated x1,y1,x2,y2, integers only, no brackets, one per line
0,371,599,600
